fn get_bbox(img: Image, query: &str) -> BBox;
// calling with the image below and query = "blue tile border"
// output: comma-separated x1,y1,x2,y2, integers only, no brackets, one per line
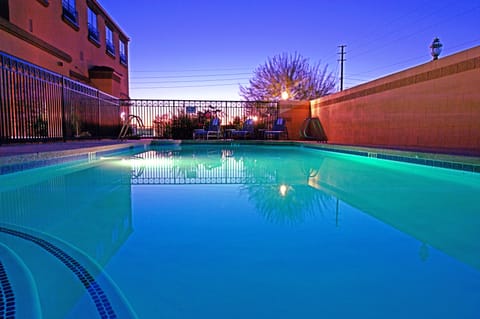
0,154,88,175
375,153,480,173
302,144,480,173
0,227,116,319
0,143,147,175
0,261,15,319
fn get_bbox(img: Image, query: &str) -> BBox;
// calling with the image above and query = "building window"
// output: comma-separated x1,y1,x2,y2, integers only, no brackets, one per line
87,7,99,43
37,0,49,7
62,0,78,26
105,26,115,56
119,40,127,65
0,0,9,21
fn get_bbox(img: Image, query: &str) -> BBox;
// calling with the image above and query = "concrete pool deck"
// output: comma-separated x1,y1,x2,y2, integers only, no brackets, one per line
0,139,479,174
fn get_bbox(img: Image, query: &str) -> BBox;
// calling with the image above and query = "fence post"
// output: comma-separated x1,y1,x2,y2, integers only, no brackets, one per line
61,76,67,141
97,89,100,138
0,54,4,145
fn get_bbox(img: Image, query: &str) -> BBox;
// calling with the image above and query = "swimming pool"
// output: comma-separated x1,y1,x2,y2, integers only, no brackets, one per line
0,144,479,318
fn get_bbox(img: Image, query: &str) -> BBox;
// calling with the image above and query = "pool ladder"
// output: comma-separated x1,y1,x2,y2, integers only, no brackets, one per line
118,115,145,140
299,117,327,142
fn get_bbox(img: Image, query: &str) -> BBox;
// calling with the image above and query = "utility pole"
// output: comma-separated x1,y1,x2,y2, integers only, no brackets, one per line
338,45,346,91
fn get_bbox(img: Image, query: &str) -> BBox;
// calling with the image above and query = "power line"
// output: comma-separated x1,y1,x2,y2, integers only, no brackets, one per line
350,36,480,79
128,2,479,92
344,76,374,82
130,77,248,85
349,55,425,77
131,82,248,89
343,3,479,85
130,67,253,73
130,72,252,80
347,0,446,55
349,3,480,61
444,38,480,53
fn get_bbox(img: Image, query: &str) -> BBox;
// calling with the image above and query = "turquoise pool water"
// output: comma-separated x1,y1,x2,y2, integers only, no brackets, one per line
0,144,479,318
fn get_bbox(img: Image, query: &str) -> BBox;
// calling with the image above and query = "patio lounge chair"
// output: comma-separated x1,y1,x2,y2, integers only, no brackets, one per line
193,117,221,140
231,119,255,139
264,117,288,140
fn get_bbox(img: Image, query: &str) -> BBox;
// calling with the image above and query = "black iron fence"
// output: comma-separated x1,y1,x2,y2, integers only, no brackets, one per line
1,51,279,144
62,77,119,139
122,99,278,139
0,51,120,143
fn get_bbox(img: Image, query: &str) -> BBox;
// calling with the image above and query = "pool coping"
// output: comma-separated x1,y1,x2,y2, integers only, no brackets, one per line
1,139,479,174
0,140,151,175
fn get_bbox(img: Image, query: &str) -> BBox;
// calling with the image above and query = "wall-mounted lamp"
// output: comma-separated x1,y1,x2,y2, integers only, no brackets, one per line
281,91,289,100
430,37,443,61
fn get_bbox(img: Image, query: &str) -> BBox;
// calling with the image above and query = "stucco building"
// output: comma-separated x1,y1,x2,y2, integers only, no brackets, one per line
0,0,129,98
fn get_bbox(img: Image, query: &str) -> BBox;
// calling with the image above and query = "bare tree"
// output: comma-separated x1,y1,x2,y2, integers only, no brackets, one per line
240,52,336,101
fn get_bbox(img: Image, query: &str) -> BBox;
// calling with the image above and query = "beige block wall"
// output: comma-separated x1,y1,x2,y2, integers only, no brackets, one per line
310,46,480,155
278,101,311,140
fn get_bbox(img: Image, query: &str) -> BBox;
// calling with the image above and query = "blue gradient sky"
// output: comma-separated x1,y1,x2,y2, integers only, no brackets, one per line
98,0,480,100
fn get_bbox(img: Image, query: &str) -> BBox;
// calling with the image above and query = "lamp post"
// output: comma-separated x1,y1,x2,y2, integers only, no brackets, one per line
430,37,443,60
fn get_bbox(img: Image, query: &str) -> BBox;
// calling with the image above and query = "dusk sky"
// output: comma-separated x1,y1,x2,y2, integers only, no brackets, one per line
98,0,480,100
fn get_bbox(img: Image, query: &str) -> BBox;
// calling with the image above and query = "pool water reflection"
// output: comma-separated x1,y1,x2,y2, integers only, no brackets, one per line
0,144,479,318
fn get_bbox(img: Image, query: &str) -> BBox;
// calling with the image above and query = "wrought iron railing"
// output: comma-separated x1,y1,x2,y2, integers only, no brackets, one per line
122,99,279,139
0,51,121,143
0,51,280,143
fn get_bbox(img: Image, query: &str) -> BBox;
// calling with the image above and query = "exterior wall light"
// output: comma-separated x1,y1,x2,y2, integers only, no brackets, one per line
430,37,443,60
281,91,289,100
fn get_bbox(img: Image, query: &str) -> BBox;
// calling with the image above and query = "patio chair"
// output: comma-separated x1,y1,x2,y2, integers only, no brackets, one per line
264,117,288,140
193,117,221,140
231,118,255,139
